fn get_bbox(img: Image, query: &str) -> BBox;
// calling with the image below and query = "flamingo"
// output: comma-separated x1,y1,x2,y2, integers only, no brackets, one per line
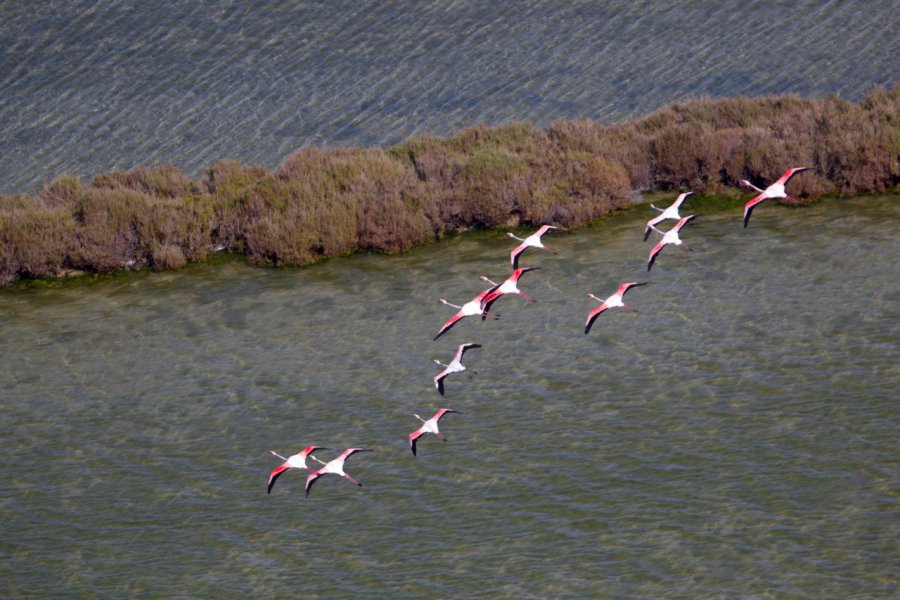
305,448,372,497
740,167,811,227
433,343,481,395
480,267,540,319
647,215,697,271
644,192,693,241
267,446,329,494
508,225,558,268
434,276,499,341
409,408,462,456
585,282,647,334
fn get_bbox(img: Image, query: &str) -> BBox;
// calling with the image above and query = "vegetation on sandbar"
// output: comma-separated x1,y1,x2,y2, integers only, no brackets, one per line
1,86,897,287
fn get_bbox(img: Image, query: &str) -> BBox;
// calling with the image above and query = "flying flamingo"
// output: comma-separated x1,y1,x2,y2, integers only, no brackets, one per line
267,446,329,494
434,276,499,341
644,192,693,241
305,448,372,497
508,225,558,268
647,215,697,271
433,343,481,395
409,408,462,456
740,167,811,227
480,267,540,319
584,282,648,334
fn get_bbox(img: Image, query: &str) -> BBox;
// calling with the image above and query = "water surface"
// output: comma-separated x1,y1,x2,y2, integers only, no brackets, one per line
1,195,897,597
1,0,898,193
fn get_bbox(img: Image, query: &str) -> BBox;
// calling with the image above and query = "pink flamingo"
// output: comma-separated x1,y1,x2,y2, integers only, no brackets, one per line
585,282,647,334
480,267,540,319
740,167,811,227
434,276,499,341
644,192,693,241
267,446,329,494
647,215,697,271
433,343,481,396
508,225,558,268
305,448,372,497
409,408,462,456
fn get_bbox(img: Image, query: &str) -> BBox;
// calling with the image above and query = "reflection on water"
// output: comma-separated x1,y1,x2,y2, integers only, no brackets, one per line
1,0,898,193
1,195,897,597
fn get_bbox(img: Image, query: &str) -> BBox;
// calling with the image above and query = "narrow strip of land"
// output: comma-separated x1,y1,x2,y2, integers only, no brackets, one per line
1,87,897,287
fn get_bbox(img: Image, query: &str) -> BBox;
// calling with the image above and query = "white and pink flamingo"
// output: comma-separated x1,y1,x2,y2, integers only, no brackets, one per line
644,192,693,241
434,276,499,341
409,408,462,456
480,267,540,319
740,167,811,227
305,448,372,497
647,215,697,271
585,282,648,334
433,343,481,395
508,225,558,268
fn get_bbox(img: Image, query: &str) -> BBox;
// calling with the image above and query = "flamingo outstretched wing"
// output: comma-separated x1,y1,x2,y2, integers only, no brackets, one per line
584,303,609,334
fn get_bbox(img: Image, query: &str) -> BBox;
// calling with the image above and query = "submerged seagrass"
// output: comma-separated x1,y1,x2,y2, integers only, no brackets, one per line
1,87,898,287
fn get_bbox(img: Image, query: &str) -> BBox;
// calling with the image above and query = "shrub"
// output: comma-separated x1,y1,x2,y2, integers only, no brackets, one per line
1,86,897,287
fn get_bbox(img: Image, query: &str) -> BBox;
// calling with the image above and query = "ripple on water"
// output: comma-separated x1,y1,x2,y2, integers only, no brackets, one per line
0,196,898,597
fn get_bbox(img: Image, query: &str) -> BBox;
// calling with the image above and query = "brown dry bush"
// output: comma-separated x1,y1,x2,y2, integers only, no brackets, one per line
1,86,897,287
93,164,194,198
0,201,74,285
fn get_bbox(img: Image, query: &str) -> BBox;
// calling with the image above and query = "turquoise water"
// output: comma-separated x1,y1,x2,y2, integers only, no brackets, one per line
1,195,897,597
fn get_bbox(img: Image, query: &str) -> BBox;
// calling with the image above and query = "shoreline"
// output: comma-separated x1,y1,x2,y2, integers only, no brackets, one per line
1,87,897,289
4,190,895,294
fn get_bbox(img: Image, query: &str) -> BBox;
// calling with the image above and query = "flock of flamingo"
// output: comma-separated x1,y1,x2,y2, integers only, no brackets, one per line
267,167,812,497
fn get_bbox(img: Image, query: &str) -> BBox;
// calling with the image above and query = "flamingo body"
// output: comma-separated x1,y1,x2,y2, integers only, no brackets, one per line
585,282,647,334
509,225,558,268
434,278,498,340
409,408,461,455
305,448,371,497
644,192,693,241
647,215,697,271
433,343,481,395
741,167,811,227
267,445,328,494
480,267,539,319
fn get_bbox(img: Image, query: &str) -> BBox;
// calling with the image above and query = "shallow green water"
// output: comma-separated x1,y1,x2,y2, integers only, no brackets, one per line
1,196,898,597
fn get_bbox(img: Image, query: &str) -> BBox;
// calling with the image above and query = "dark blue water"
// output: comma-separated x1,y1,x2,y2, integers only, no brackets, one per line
1,0,897,193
